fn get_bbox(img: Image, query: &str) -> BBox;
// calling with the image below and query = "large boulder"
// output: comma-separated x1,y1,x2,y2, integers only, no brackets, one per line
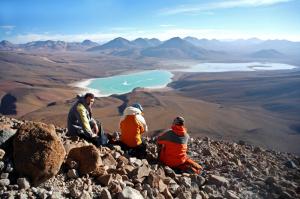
13,122,66,185
66,145,102,175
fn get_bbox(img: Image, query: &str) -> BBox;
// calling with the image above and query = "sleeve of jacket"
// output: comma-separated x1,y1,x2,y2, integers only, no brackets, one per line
136,114,148,132
157,131,168,145
76,103,93,137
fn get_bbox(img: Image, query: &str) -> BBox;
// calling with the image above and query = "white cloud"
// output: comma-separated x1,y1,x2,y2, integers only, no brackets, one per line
0,25,15,30
161,0,293,15
159,24,176,27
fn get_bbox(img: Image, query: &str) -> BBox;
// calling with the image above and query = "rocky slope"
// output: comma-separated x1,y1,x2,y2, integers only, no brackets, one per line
0,116,299,199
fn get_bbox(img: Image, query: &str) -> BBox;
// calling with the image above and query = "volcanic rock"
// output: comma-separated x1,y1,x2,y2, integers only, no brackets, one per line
13,122,65,185
66,145,102,175
118,186,144,199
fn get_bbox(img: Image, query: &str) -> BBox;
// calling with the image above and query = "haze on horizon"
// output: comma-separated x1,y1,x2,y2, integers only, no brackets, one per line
0,0,300,43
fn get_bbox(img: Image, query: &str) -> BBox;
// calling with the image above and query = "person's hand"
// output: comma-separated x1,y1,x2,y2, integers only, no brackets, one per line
93,124,99,134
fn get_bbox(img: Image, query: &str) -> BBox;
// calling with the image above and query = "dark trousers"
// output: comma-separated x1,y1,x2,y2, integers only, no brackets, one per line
75,121,108,146
116,141,147,159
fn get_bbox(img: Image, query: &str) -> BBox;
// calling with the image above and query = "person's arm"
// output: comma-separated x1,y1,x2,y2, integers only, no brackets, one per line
90,118,99,135
76,103,93,137
136,114,148,132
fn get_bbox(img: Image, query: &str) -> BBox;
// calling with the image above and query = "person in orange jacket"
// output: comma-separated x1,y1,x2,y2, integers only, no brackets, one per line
119,103,148,158
157,116,203,174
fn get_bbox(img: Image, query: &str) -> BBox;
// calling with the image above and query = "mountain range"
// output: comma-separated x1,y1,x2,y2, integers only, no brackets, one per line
1,37,300,60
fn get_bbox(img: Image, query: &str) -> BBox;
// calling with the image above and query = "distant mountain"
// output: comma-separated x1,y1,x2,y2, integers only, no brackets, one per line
141,37,214,59
148,38,162,46
1,37,299,60
67,40,98,51
81,39,98,46
250,49,285,59
256,40,300,56
1,39,99,52
184,37,264,52
131,38,161,48
0,40,18,51
23,40,67,51
184,37,220,47
87,37,133,51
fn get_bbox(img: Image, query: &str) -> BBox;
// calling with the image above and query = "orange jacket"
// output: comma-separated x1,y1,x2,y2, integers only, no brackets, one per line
120,107,147,147
157,125,190,168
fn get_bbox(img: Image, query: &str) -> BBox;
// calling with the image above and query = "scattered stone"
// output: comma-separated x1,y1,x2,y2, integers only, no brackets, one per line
19,193,28,199
5,163,13,173
70,185,81,198
50,190,63,199
17,178,30,189
0,149,5,160
108,181,122,194
65,160,78,169
177,191,192,199
118,156,129,165
158,180,168,193
164,166,176,178
67,169,79,179
131,165,150,179
265,176,277,185
1,173,9,179
163,188,173,199
254,146,263,153
97,174,113,186
0,128,17,147
118,186,144,199
100,188,112,199
179,176,192,188
129,157,143,167
0,161,4,171
285,160,298,169
191,174,206,186
0,178,10,186
81,190,92,199
208,175,229,187
102,153,117,167
225,190,239,199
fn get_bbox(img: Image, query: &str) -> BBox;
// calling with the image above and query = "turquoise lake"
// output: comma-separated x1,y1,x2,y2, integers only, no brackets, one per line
87,70,173,96
76,62,297,97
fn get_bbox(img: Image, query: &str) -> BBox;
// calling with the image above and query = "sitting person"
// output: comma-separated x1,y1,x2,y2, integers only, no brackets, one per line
157,116,203,174
67,93,108,146
119,103,148,158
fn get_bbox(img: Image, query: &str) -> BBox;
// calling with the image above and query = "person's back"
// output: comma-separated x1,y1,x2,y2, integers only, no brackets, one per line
157,116,202,174
157,119,189,167
120,105,147,148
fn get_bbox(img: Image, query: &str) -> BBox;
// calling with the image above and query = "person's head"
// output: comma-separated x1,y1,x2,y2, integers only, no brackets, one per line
173,116,185,126
84,93,95,106
132,103,143,112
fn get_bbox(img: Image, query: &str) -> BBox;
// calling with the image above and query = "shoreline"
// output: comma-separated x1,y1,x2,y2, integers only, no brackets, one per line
70,79,174,97
69,62,297,97
69,78,108,97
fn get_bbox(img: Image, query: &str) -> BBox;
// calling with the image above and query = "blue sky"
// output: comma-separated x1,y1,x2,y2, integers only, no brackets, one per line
0,0,299,43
